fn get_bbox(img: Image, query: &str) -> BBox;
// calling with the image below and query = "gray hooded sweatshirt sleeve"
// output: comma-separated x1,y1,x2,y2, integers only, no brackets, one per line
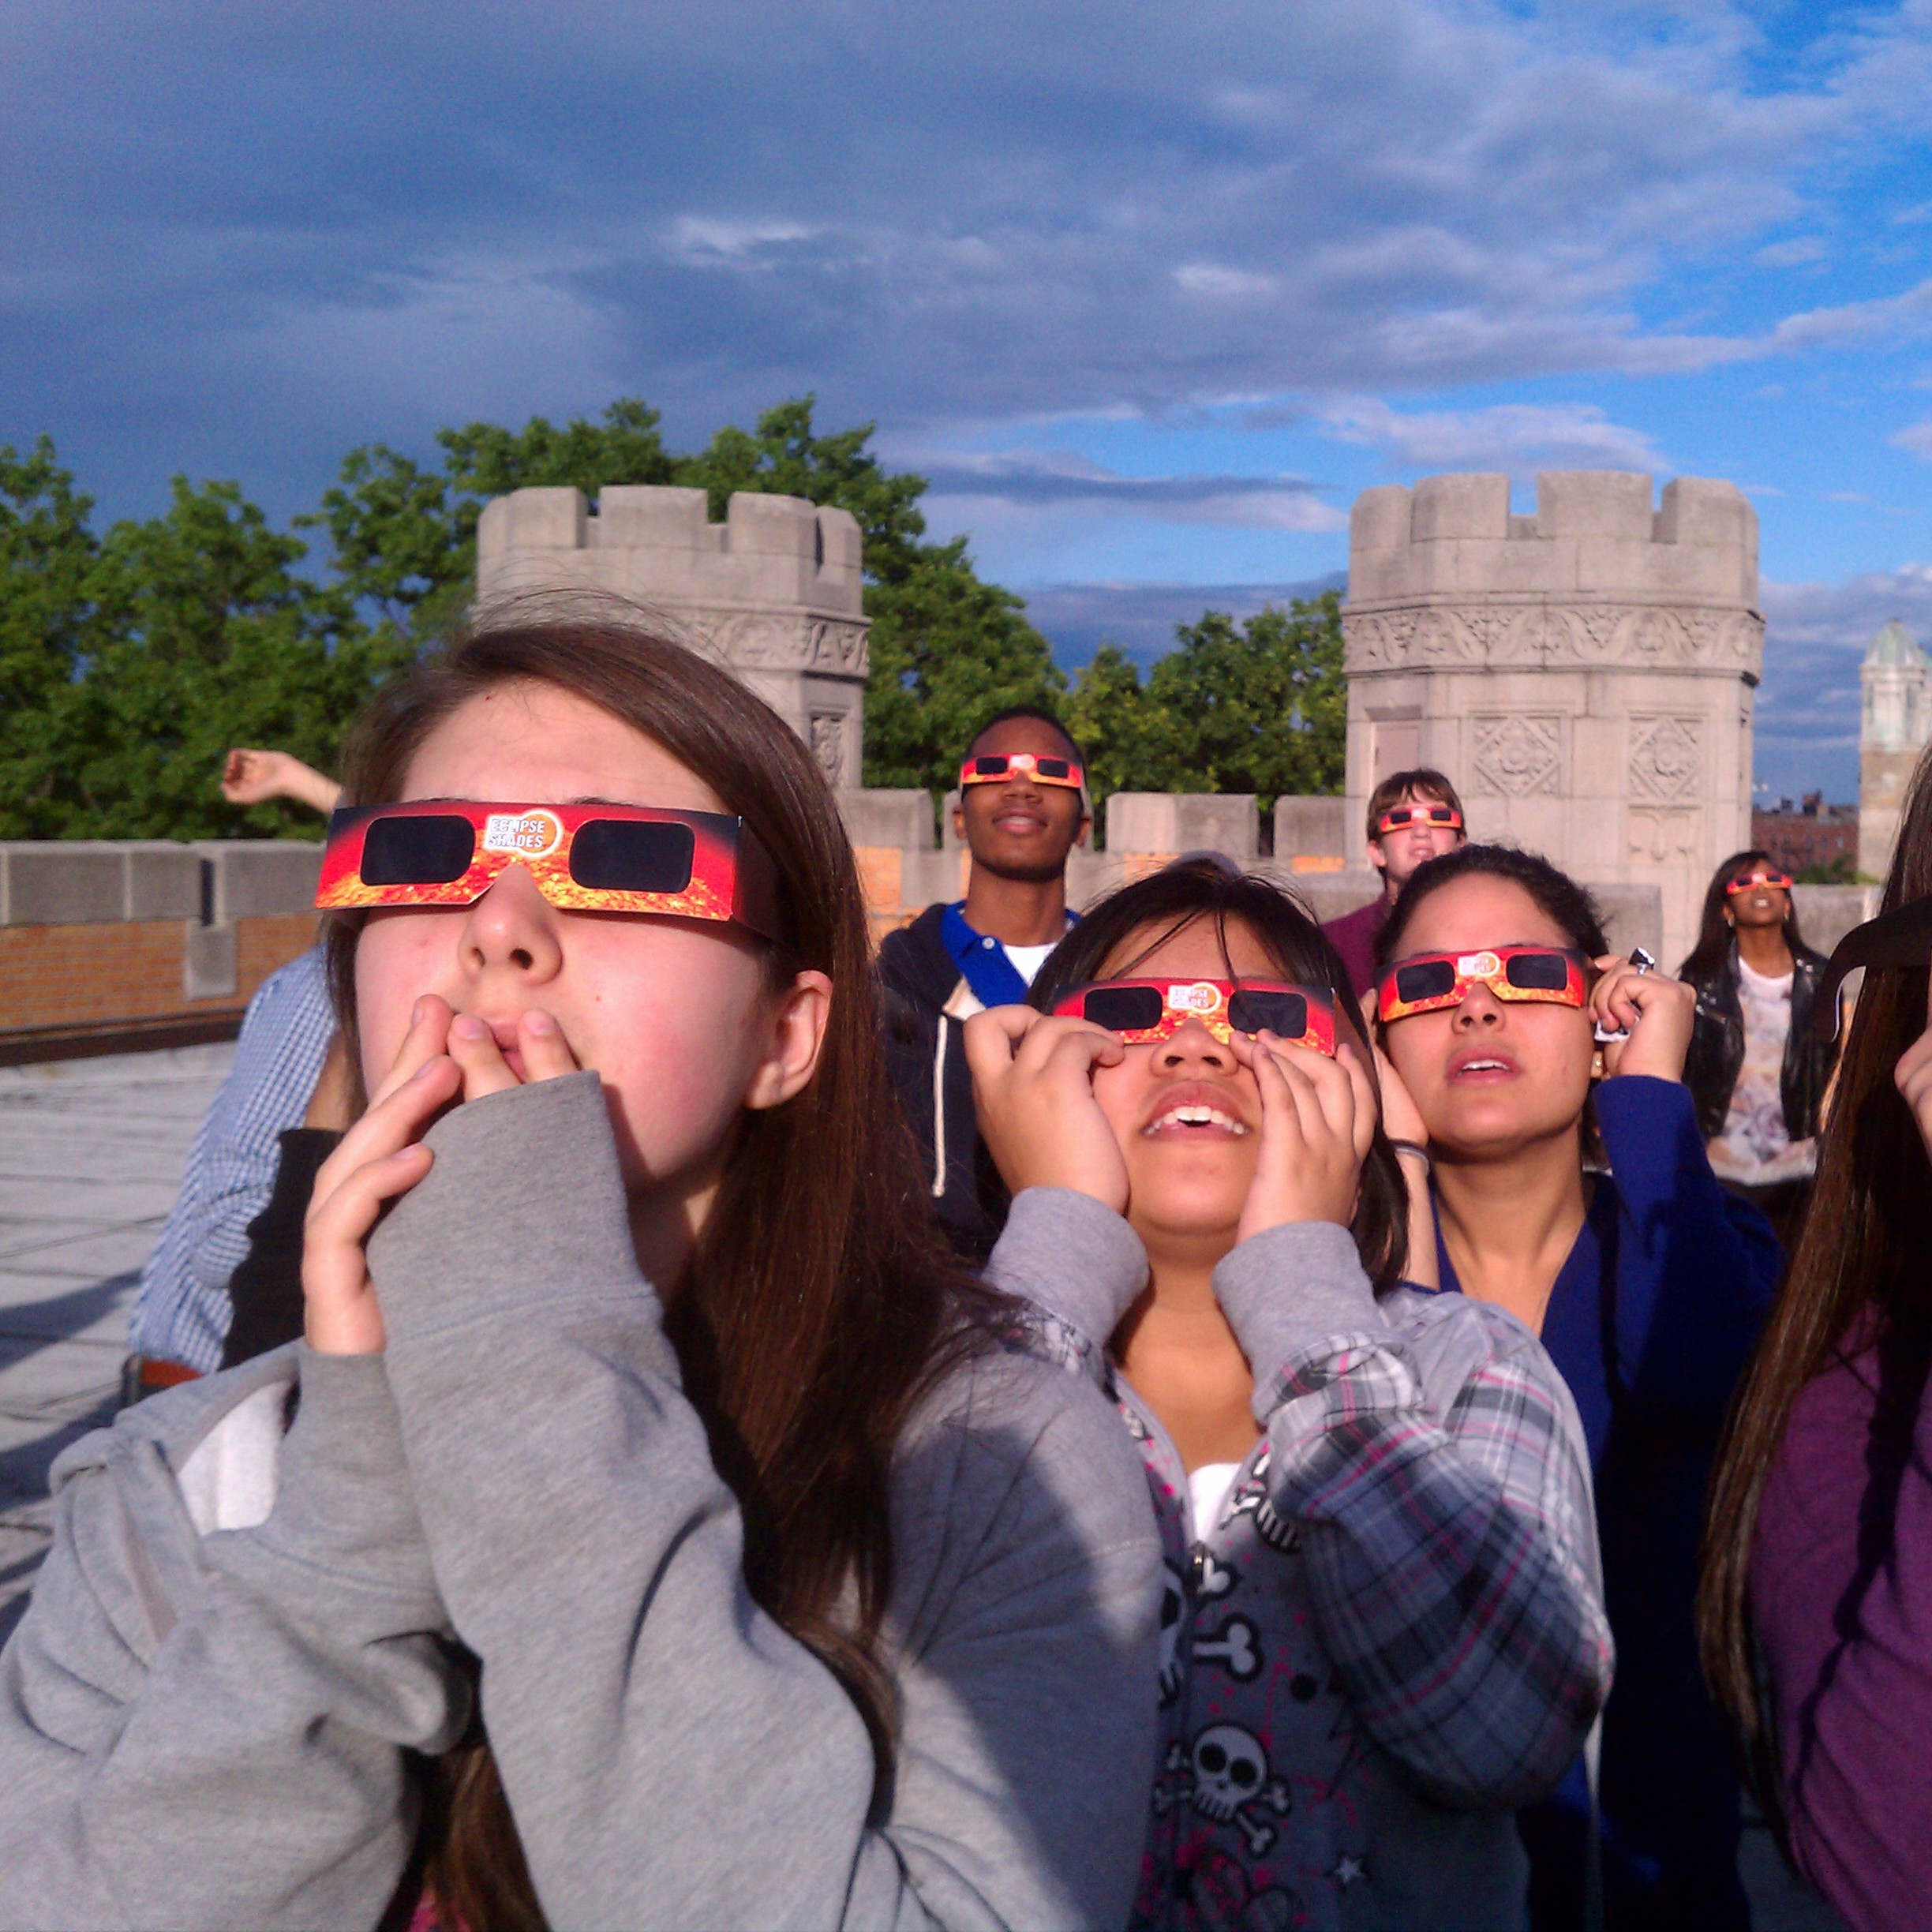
0,1072,1161,1932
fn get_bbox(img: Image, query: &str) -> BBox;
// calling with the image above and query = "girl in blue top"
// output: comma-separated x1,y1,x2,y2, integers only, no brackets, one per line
1374,844,1782,1931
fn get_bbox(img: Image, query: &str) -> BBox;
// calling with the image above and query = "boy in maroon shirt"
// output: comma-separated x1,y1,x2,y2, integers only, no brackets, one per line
1321,768,1467,995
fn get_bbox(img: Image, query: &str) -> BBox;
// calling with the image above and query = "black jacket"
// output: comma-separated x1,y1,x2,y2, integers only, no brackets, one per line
877,904,1010,1263
1683,940,1837,1145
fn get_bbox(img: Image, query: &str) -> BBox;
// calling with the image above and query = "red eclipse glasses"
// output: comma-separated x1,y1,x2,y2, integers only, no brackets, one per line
1725,867,1792,896
1376,802,1464,836
314,799,783,939
1376,945,1589,1024
959,751,1085,791
1053,978,1338,1055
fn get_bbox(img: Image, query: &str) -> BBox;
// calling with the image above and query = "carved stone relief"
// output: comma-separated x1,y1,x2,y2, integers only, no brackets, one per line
1627,807,1701,866
809,713,848,785
699,610,871,678
1345,603,1762,678
1472,714,1562,796
1627,716,1704,802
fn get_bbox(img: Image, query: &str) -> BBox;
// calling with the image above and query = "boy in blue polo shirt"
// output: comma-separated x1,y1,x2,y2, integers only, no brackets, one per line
878,708,1089,1259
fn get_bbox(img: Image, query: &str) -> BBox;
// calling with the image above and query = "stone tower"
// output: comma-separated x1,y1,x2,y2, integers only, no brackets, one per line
1342,470,1762,968
1859,618,1929,882
475,486,869,787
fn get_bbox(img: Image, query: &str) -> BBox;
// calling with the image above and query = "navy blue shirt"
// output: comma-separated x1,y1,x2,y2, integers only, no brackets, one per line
1436,1077,1781,1924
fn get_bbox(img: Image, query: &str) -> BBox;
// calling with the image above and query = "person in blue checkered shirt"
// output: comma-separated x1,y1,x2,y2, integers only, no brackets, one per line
125,749,346,1383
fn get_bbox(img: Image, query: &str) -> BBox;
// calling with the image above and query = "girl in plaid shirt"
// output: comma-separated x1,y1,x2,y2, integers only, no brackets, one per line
967,859,1612,1930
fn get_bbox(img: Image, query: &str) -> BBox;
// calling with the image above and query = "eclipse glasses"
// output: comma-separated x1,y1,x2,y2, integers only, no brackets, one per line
1376,803,1464,837
314,799,782,939
1376,945,1589,1024
1053,977,1338,1055
1812,891,1932,1042
1726,867,1793,896
959,751,1085,792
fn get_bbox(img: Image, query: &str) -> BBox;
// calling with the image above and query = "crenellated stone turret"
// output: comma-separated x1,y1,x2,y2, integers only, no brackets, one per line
476,485,869,786
1342,470,1763,967
1859,618,1929,880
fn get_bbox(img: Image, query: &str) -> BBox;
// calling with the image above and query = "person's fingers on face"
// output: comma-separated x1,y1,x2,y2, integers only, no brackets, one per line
518,1009,580,1082
1236,1032,1308,1156
302,1142,434,1354
1255,1031,1333,1148
447,1013,520,1099
1336,1039,1380,1161
1014,1013,1119,1073
313,1054,460,1204
368,994,456,1108
1267,1033,1357,1148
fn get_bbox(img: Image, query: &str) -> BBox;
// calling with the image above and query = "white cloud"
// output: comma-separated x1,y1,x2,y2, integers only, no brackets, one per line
1317,398,1664,477
1174,264,1278,300
1755,236,1829,268
1892,419,1932,459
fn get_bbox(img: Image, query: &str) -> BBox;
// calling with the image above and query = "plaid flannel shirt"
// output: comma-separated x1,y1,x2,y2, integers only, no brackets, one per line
129,946,336,1372
998,1200,1611,1931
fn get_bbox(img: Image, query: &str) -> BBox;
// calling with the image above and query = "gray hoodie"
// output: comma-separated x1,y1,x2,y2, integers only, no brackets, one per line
0,1073,1163,1930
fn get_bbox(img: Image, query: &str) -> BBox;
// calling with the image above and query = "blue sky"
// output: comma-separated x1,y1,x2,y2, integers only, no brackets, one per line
6,1,1932,799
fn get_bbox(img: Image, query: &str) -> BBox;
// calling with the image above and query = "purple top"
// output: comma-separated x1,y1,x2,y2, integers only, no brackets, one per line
1751,1318,1932,1931
1320,893,1389,998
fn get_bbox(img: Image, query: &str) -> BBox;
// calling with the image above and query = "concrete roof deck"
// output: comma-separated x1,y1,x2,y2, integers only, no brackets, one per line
0,1041,233,1641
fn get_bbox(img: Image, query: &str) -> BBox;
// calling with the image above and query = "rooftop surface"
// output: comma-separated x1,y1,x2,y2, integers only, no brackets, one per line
0,1041,233,1640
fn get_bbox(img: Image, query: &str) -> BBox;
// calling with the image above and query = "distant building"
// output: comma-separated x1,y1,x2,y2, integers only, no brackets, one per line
1859,619,1930,880
1753,792,1858,878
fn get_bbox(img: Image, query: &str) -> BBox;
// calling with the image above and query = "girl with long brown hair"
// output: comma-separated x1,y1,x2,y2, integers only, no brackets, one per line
0,607,1162,1930
1702,748,1932,1931
967,859,1609,1931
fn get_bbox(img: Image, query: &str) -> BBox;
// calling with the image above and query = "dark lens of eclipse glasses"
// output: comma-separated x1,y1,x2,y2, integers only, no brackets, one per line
1394,958,1458,1004
1081,986,1166,1033
569,819,696,893
1503,951,1571,992
972,755,1008,777
1035,757,1071,780
361,814,476,886
1228,988,1309,1037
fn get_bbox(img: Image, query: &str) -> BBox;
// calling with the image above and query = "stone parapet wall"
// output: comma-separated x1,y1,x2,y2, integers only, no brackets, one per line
0,841,324,1060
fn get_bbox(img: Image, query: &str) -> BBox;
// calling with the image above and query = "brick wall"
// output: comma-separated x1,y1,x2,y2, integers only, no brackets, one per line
0,914,320,1035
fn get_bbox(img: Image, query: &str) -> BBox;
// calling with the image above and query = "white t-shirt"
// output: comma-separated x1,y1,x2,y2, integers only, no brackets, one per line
1189,1462,1242,1535
1708,958,1815,1185
1001,940,1059,986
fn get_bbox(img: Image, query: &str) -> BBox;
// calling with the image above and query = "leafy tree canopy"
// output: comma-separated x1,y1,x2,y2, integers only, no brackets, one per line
0,402,1344,841
1067,593,1346,827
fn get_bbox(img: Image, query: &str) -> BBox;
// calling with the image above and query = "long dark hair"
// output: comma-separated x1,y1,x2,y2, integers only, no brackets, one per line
1679,848,1810,984
1701,755,1932,1806
1028,857,1408,1294
326,601,1005,1928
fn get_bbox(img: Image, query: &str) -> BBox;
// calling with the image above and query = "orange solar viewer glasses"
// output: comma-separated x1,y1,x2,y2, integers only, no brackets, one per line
1376,802,1464,836
1725,867,1792,896
1053,978,1338,1054
958,751,1085,791
1376,945,1589,1024
315,799,782,938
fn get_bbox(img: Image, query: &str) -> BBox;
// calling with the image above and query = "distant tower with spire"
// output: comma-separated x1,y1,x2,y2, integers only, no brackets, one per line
1859,618,1930,879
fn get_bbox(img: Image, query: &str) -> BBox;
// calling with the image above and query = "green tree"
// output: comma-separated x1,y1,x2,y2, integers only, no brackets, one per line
1067,591,1346,829
301,398,678,646
0,438,102,836
64,479,403,839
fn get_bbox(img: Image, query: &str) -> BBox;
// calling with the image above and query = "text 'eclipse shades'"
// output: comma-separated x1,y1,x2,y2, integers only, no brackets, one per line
1053,978,1338,1054
314,799,782,938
